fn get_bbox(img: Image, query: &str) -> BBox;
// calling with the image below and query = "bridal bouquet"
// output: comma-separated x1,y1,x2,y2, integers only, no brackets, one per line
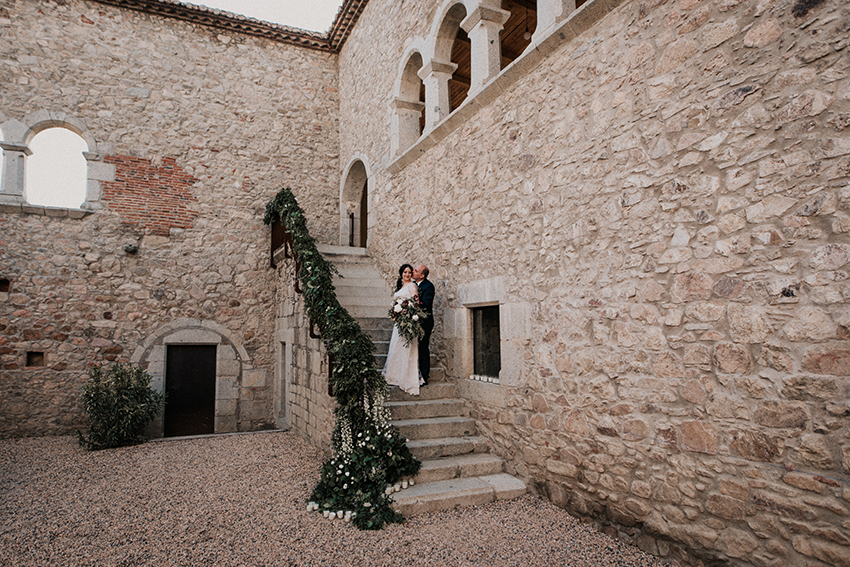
388,296,427,347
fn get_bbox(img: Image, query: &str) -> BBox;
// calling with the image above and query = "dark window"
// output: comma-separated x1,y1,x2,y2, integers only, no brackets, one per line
0,279,9,293
473,305,500,377
26,352,45,367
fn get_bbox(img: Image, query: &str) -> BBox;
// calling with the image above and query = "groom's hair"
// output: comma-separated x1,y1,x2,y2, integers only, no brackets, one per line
421,266,429,277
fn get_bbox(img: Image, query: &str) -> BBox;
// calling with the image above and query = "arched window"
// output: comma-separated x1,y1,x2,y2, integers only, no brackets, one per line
436,3,470,113
0,130,4,192
500,0,537,68
340,158,370,248
391,51,427,155
25,127,88,209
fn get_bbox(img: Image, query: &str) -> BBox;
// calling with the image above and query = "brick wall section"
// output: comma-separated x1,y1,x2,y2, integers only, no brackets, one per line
101,155,200,236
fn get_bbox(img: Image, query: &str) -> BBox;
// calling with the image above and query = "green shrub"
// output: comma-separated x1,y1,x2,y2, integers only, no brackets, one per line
77,363,165,450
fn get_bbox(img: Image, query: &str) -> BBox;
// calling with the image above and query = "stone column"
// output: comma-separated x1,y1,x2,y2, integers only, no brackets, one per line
461,5,511,94
417,61,457,131
390,98,427,155
81,151,111,210
0,142,30,204
534,0,574,43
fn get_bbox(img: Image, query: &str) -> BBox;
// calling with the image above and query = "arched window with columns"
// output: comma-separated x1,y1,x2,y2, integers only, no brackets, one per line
391,50,426,156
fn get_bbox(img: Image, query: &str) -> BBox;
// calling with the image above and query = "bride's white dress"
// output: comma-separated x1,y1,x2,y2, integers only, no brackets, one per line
383,281,420,395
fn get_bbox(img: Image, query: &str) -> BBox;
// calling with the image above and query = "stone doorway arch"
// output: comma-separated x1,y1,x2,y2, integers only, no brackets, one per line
130,318,255,437
340,157,370,248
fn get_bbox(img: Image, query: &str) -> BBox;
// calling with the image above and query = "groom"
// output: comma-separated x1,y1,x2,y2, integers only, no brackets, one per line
413,265,434,385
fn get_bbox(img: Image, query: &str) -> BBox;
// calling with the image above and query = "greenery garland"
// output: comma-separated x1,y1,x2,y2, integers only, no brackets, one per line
264,188,421,529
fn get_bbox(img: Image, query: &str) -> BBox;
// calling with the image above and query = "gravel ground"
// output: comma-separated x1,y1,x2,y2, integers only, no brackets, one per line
0,431,664,567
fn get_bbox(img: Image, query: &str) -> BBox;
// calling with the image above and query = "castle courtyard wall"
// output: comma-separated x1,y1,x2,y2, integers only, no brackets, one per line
0,0,340,437
338,0,850,564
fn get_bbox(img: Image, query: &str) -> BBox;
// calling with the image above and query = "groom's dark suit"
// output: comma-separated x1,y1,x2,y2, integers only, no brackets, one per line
416,277,435,384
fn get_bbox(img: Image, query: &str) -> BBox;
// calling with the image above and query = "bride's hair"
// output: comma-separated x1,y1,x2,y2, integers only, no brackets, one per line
395,263,414,291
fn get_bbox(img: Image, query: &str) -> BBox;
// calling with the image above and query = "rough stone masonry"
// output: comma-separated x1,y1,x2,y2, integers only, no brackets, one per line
1,0,849,565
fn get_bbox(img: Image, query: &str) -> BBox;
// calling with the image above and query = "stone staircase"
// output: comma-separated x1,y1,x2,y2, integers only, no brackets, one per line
318,244,526,516
387,383,527,516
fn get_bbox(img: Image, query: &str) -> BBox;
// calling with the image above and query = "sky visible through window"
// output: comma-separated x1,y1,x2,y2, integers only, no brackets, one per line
26,129,88,209
191,0,344,32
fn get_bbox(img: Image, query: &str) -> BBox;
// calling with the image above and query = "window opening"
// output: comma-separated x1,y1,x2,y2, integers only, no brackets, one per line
472,305,501,378
26,352,45,367
449,27,471,112
500,0,537,68
25,127,88,209
0,278,9,293
0,130,4,192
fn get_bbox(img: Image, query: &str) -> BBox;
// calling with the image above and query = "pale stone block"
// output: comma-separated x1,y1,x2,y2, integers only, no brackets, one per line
216,375,239,399
500,302,530,341
87,160,115,182
457,277,505,306
458,377,507,408
217,358,240,376
215,398,238,417
243,369,267,389
500,340,524,387
215,415,237,434
164,328,221,344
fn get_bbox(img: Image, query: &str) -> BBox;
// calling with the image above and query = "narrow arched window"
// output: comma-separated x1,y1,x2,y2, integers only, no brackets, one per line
0,130,5,192
25,127,88,209
442,4,470,113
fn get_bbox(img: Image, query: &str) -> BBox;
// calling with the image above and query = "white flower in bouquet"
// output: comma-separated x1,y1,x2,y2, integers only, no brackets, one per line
387,295,428,347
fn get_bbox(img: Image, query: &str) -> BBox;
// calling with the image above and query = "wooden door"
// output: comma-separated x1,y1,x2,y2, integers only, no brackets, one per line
164,345,217,437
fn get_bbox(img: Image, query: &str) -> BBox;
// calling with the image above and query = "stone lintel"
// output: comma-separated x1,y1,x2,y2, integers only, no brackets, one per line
391,98,426,112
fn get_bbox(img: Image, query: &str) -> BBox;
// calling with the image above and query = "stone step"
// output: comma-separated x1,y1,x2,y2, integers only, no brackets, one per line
391,474,527,517
373,339,390,354
387,398,466,420
393,416,476,441
362,327,392,342
317,244,368,257
333,294,389,307
334,283,392,297
346,305,391,318
388,381,455,401
414,453,504,484
406,435,489,460
332,265,387,279
357,317,393,330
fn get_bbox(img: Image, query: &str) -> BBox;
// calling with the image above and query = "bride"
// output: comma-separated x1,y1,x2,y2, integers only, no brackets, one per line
383,264,421,395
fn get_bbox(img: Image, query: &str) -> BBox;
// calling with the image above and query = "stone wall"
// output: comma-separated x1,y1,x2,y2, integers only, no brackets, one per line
273,249,335,451
0,0,339,437
338,0,850,565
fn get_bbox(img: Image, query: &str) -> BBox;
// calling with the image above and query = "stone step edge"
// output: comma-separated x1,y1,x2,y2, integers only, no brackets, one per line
414,452,504,484
405,436,490,460
391,474,527,516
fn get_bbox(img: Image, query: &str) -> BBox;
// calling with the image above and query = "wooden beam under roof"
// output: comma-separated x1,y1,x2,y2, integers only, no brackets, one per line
88,0,370,53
